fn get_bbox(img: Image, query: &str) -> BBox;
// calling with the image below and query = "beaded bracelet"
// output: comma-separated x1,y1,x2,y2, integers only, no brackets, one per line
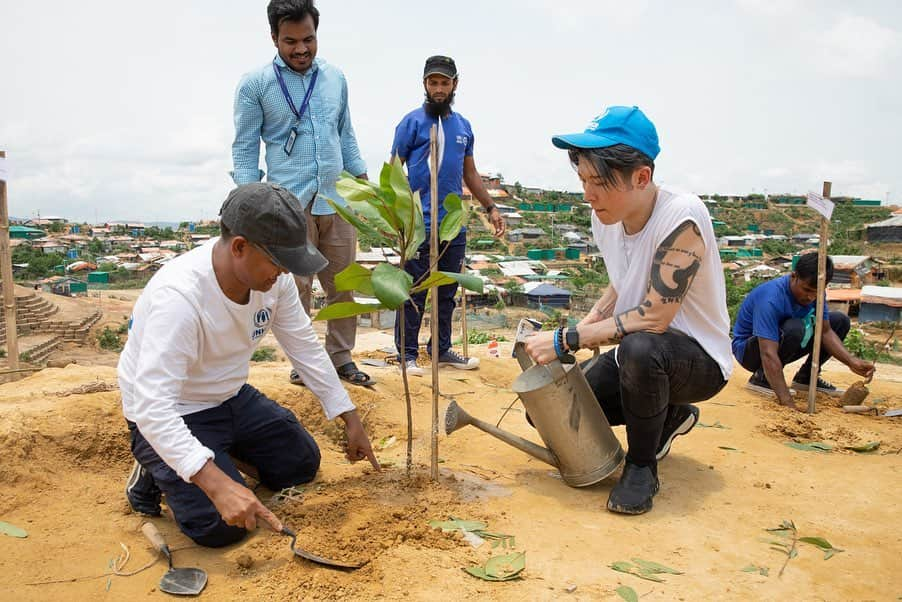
553,327,565,359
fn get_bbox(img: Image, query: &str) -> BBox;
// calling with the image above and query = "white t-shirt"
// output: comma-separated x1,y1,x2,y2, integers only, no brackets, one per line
118,239,355,482
591,186,733,380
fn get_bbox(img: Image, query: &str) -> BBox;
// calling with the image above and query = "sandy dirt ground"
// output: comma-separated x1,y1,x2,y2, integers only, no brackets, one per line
1,297,901,600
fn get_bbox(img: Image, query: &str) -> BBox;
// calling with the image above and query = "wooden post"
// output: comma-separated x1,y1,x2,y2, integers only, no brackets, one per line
807,181,832,414
0,150,19,369
460,200,468,358
428,126,440,480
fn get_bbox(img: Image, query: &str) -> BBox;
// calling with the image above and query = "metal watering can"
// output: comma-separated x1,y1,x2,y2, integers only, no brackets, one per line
444,320,624,487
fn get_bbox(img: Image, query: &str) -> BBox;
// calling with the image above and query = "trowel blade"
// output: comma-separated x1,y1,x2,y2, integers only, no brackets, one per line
160,567,208,596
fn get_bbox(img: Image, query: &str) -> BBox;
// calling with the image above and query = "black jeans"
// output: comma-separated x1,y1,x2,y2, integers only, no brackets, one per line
128,385,320,547
395,231,467,361
739,311,851,380
582,329,727,466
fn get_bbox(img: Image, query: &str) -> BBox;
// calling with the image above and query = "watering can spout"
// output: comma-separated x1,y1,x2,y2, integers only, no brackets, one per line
444,400,559,467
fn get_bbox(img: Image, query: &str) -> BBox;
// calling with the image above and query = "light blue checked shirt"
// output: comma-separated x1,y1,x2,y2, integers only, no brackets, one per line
231,56,367,215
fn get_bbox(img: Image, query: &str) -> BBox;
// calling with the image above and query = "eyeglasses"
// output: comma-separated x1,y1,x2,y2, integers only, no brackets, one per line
250,241,288,271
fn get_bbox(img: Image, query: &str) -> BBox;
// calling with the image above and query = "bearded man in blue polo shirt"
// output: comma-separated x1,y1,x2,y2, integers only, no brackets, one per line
732,252,873,410
390,56,505,375
232,0,372,387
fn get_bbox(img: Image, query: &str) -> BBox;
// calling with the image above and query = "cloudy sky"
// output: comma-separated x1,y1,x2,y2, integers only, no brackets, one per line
1,0,900,223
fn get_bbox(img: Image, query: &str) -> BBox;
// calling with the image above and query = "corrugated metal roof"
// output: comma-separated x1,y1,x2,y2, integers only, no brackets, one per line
867,215,902,228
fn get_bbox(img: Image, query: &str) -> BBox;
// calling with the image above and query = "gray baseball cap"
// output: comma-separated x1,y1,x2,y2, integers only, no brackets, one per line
219,183,328,276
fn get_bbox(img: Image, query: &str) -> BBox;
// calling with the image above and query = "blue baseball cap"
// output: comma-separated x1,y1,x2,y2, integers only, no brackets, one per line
551,105,660,160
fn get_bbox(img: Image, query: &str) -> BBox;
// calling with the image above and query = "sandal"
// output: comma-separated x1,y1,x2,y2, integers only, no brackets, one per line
336,362,376,387
289,369,306,387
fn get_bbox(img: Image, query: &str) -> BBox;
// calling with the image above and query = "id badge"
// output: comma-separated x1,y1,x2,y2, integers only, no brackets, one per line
284,127,298,155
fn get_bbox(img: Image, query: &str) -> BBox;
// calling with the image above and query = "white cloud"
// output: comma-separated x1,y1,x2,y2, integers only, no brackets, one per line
807,14,901,78
736,0,808,18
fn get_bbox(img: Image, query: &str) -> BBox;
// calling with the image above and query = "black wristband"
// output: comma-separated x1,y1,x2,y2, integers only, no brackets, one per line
484,204,497,214
565,327,580,352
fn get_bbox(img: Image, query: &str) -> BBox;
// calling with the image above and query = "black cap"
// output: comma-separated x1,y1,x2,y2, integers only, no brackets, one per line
423,55,458,80
219,183,328,276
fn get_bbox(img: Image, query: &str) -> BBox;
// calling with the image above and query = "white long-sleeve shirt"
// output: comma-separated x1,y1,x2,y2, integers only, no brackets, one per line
118,240,355,482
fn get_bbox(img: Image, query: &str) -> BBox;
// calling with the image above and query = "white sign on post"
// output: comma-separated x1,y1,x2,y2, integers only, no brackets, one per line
806,191,834,220
0,156,8,182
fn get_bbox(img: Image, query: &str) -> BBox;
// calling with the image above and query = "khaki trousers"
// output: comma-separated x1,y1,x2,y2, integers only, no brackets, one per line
293,206,357,368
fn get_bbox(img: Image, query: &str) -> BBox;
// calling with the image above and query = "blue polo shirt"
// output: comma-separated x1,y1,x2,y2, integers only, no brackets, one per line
731,275,828,362
391,107,474,231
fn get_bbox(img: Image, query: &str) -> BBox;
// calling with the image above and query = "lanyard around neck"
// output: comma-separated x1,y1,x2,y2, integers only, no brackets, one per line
272,59,319,122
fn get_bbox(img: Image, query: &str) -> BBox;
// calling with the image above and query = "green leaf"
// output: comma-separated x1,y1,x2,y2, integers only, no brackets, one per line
785,441,832,453
334,263,375,296
439,193,465,242
313,301,385,321
697,421,730,429
719,446,740,451
484,552,526,579
0,521,27,538
616,585,639,602
823,549,838,560
388,158,415,232
760,566,769,576
326,198,383,241
845,441,880,453
462,565,522,582
440,270,484,293
345,198,398,237
378,162,398,206
371,263,413,309
799,536,841,553
631,558,683,575
741,564,759,573
410,271,457,293
336,172,381,203
610,561,635,574
401,190,427,261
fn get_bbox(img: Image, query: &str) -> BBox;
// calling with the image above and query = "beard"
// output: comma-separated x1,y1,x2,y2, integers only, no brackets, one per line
423,91,455,118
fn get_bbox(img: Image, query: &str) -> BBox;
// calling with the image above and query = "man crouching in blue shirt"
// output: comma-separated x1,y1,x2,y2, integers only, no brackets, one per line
732,252,873,410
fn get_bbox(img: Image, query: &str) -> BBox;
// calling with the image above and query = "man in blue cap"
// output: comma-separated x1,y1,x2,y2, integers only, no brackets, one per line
524,106,733,515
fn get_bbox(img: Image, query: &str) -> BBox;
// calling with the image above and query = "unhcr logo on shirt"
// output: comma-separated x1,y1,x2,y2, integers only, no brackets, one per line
251,307,272,341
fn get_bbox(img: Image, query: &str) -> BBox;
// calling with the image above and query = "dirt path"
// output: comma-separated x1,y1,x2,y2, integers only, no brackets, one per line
1,342,901,600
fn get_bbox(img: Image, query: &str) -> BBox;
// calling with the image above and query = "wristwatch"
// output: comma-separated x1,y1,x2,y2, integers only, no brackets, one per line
565,327,580,352
484,204,497,214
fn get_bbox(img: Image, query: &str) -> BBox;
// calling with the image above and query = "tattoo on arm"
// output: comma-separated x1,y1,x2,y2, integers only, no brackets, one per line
649,220,702,304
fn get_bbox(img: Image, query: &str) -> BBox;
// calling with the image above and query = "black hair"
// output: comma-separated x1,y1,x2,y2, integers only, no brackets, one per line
219,221,234,240
568,144,655,190
267,0,319,35
794,252,833,286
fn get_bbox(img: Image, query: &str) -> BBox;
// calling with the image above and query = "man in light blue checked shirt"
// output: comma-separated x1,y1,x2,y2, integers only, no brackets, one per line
232,0,372,386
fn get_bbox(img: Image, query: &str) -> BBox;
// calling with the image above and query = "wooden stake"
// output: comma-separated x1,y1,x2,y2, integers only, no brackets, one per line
0,150,19,369
460,200,468,358
807,181,831,414
429,125,440,480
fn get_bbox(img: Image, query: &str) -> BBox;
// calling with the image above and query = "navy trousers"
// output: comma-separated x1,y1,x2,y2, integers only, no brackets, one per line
739,311,851,377
128,384,320,547
395,231,467,361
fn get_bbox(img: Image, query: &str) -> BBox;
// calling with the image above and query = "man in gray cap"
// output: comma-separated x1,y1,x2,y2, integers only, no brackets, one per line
120,183,379,547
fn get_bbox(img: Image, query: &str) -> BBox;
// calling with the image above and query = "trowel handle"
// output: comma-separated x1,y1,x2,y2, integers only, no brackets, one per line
141,522,170,557
580,348,602,373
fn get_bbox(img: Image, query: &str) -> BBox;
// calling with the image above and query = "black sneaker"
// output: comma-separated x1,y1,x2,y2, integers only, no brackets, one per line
656,405,699,461
791,375,844,397
745,370,776,397
125,460,162,516
436,350,480,370
607,462,660,515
